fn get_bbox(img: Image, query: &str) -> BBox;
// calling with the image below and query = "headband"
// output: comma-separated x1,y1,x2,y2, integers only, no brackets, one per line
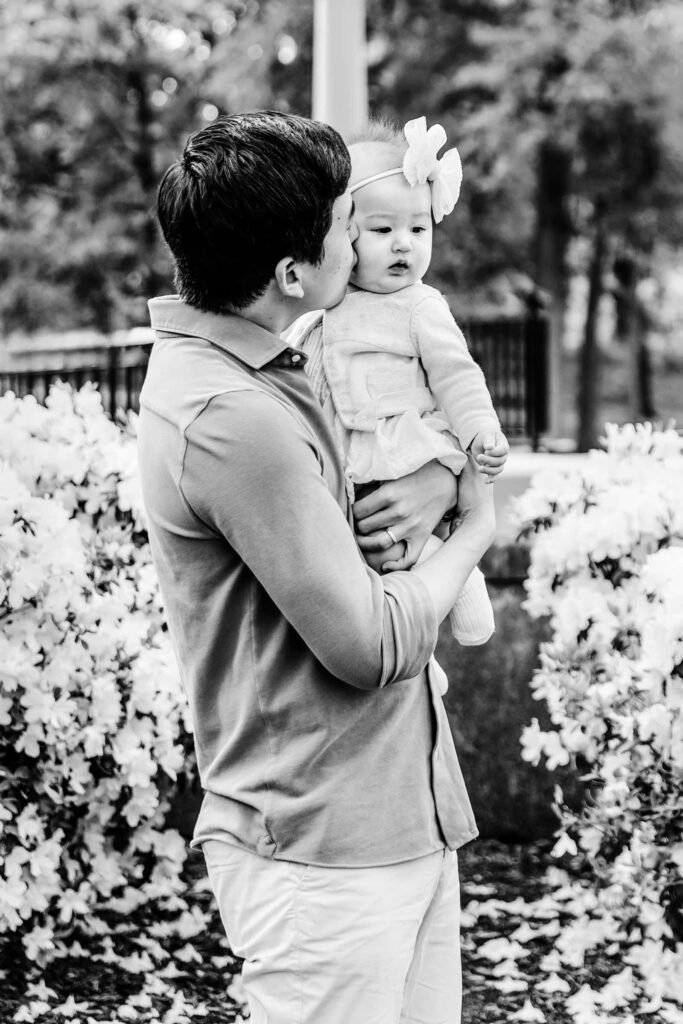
349,117,463,223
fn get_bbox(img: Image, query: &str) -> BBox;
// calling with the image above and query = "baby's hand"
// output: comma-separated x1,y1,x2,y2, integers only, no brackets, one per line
470,431,509,482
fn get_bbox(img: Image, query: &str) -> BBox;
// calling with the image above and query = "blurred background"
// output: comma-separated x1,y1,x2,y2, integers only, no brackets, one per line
1,0,683,449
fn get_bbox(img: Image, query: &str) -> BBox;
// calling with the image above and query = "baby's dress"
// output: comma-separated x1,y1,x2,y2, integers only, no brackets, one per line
322,285,499,669
322,284,500,488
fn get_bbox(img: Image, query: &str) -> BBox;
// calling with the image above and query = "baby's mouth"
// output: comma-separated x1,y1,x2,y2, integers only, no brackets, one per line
389,260,409,273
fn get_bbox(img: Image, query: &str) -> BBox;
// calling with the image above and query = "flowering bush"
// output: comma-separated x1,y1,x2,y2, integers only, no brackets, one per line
513,423,683,996
0,385,193,962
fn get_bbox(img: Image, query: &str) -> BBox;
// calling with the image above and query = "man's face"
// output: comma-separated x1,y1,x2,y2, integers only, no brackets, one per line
300,191,357,311
350,176,432,294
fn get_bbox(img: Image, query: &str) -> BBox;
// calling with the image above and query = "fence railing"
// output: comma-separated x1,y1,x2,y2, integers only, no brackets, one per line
0,341,153,421
0,315,549,448
465,315,549,449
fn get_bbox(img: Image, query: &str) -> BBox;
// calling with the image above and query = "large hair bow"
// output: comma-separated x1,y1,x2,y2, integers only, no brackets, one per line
402,117,463,223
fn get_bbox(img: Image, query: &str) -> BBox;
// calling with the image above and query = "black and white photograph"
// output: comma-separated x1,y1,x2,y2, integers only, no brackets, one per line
1,2,683,1022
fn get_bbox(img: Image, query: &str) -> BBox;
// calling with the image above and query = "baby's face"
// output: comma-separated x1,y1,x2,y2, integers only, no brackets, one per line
350,175,432,294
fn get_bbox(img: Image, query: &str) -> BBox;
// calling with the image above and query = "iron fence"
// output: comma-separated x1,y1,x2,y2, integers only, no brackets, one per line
0,343,153,421
464,314,549,449
0,314,549,447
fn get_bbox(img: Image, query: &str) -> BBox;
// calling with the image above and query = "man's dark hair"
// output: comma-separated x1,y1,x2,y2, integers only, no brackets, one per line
157,111,351,312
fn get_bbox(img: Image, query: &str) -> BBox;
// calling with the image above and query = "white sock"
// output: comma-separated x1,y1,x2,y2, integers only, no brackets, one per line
448,566,495,645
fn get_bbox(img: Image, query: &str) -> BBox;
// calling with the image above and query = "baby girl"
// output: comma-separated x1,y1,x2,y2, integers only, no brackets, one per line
300,117,508,670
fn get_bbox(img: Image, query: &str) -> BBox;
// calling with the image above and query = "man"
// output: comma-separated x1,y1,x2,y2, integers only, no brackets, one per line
138,111,495,1024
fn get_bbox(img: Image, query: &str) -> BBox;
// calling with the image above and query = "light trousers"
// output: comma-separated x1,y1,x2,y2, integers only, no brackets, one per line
202,840,462,1024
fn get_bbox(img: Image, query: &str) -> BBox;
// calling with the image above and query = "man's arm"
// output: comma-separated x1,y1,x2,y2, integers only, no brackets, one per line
181,389,438,690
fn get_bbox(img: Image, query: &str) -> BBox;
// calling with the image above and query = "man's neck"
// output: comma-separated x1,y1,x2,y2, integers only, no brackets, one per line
232,286,305,337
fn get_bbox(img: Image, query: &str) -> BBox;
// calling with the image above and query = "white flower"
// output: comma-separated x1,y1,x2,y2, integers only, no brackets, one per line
637,704,672,752
640,614,683,678
552,833,578,858
0,874,29,929
535,973,570,994
0,385,191,955
53,995,90,1018
23,924,55,962
25,981,57,1000
123,784,160,827
58,884,92,924
566,984,603,1024
517,422,683,963
175,942,203,964
16,805,45,845
510,1000,546,1023
477,937,527,962
493,976,528,993
598,967,637,1010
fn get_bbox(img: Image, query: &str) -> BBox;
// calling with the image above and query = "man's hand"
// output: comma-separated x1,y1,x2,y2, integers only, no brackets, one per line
470,431,509,482
353,460,458,573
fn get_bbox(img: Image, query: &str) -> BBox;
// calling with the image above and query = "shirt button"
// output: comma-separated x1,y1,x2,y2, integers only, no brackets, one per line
291,353,301,363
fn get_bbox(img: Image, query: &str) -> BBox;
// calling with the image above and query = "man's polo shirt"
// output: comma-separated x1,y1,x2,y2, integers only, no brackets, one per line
138,296,477,866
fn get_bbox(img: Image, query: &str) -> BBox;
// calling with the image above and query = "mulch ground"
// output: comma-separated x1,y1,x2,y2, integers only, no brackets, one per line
0,839,676,1024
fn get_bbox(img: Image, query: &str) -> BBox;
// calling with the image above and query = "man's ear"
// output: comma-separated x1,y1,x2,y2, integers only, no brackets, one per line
274,257,305,299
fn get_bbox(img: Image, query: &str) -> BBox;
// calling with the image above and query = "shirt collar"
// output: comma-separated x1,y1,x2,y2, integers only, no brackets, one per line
148,295,307,370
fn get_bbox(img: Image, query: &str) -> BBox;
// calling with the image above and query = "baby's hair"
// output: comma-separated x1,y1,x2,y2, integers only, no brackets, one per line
346,119,407,188
346,118,405,149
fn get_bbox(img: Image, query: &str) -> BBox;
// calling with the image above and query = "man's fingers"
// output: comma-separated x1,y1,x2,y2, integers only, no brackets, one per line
353,483,397,522
356,529,404,553
354,509,407,537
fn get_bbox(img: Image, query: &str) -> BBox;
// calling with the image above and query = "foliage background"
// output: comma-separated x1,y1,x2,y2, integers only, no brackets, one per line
2,0,683,445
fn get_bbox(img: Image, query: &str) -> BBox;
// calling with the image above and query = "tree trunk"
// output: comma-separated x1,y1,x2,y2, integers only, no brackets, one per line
638,341,656,421
533,139,573,439
577,219,608,452
127,9,164,298
613,254,656,421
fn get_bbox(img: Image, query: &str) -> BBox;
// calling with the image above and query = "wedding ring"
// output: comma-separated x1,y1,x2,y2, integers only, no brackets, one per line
384,527,399,546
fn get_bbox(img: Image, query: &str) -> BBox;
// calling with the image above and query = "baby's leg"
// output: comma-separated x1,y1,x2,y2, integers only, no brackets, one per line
416,537,495,648
447,566,495,646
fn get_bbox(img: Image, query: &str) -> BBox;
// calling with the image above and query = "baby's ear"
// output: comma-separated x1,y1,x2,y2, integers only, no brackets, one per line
275,257,304,299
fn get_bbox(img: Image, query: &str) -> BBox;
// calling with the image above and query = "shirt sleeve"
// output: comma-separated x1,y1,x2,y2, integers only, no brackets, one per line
411,294,501,451
180,388,439,690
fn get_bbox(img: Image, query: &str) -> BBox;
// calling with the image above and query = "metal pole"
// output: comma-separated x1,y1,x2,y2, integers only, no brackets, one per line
107,345,118,419
312,0,368,137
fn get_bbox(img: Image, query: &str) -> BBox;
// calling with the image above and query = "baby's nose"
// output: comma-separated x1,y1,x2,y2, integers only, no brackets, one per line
392,232,411,251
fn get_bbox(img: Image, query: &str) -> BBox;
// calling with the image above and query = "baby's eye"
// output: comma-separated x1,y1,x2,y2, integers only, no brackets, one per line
412,226,427,234
371,227,391,234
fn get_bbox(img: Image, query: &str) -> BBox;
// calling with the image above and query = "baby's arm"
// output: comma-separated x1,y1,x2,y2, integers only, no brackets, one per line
470,431,510,481
412,294,509,477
